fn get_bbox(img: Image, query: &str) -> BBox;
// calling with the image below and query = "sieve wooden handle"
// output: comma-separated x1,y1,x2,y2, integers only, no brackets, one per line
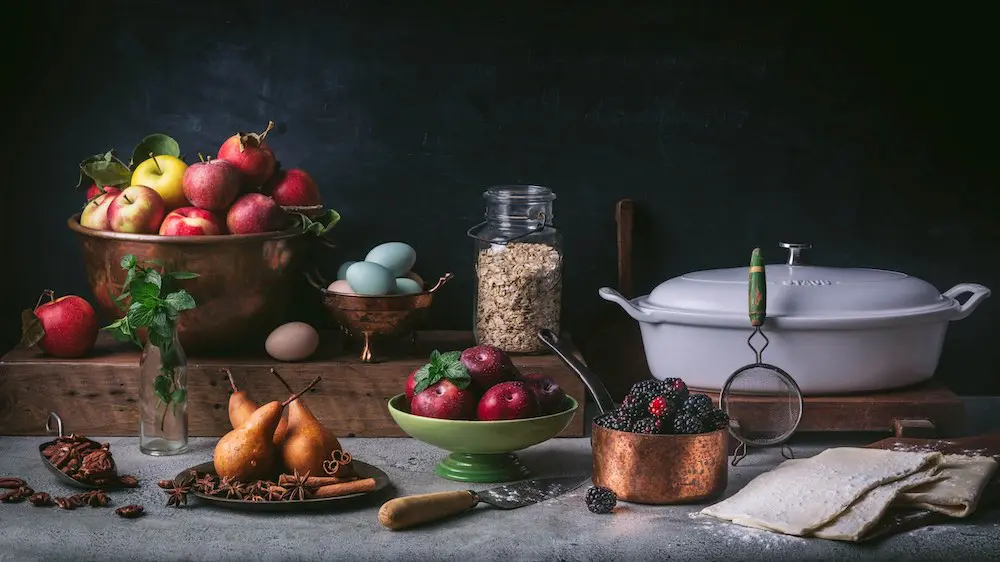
749,248,767,327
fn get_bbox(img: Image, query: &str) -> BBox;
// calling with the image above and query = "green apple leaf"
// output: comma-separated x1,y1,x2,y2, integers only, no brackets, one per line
130,133,181,169
19,309,45,349
82,151,131,188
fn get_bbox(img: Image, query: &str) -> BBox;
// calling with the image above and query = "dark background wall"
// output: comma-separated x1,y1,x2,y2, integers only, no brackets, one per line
3,1,996,393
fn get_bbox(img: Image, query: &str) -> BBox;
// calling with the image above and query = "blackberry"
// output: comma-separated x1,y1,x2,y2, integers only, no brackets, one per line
664,378,690,403
629,379,666,397
633,416,664,435
647,395,673,418
682,394,715,419
585,486,617,514
595,409,641,432
672,413,706,435
705,409,730,430
620,393,647,412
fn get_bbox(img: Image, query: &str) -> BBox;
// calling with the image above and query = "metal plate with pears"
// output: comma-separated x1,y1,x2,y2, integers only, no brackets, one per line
174,461,391,513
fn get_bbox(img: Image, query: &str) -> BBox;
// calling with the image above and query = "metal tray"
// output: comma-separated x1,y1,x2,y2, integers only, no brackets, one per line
38,412,123,490
174,460,391,512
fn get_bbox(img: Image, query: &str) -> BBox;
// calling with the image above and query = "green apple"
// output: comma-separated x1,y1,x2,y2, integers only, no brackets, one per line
131,154,189,209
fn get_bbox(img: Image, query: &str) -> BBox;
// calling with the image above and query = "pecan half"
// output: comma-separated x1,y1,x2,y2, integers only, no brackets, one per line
0,477,26,489
118,474,139,488
28,492,53,507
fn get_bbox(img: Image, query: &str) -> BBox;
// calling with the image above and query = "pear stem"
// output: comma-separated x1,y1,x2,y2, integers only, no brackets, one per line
34,289,55,309
270,367,294,394
281,376,321,407
260,120,275,140
223,368,239,392
149,152,162,174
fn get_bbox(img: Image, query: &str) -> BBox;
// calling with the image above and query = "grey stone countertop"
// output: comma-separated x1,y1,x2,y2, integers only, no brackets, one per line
1,397,999,562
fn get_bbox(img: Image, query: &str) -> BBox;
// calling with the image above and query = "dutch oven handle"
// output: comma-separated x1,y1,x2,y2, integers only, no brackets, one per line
944,283,991,321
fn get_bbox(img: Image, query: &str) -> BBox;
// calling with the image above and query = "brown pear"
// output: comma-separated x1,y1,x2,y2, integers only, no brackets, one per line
224,368,290,436
214,376,320,481
271,369,356,478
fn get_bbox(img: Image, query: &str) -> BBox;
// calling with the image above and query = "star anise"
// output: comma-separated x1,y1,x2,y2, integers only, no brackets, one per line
282,470,313,501
247,494,266,502
264,484,287,501
164,484,190,508
192,473,217,495
215,477,246,500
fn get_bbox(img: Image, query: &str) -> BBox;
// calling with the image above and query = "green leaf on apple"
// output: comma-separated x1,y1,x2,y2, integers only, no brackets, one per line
81,151,131,188
130,133,181,169
76,150,120,189
19,309,45,349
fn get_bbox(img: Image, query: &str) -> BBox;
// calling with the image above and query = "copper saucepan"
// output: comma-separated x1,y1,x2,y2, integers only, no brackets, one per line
538,329,729,504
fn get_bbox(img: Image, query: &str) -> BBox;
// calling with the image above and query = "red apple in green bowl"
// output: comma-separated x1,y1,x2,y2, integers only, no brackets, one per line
107,185,166,234
21,290,98,358
159,207,224,236
387,393,578,482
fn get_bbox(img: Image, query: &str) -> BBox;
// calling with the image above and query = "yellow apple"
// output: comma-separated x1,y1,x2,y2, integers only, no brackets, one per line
131,154,189,209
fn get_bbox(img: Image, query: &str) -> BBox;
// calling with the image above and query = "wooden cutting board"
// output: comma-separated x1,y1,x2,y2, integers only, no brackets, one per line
860,430,1000,541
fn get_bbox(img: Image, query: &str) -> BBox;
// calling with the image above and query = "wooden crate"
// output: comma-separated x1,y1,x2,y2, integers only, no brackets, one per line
0,331,586,437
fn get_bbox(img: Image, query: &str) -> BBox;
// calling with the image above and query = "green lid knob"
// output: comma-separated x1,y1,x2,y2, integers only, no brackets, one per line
749,248,766,327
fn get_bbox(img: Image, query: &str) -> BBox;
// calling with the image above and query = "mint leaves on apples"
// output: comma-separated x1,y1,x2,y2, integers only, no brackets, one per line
413,350,472,395
103,254,198,430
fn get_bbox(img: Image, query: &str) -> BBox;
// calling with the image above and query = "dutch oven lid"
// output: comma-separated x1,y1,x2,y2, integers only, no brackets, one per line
644,243,952,319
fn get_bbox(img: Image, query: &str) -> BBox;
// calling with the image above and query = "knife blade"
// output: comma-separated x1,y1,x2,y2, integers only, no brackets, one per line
378,475,588,530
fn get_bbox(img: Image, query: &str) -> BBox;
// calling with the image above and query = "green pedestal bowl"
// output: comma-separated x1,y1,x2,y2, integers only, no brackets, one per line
387,394,579,483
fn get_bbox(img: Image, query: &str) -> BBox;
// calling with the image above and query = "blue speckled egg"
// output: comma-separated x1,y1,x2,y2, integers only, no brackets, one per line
336,261,358,280
345,262,395,295
394,277,423,295
365,242,417,277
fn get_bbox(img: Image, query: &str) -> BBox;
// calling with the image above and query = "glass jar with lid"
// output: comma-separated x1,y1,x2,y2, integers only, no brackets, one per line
467,185,563,354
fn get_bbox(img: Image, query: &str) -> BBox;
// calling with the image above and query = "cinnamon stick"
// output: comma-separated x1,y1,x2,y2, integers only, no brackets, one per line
279,474,359,488
312,477,376,498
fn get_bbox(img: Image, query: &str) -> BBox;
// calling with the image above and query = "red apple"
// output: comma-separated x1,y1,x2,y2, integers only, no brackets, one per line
405,368,420,403
159,207,224,236
520,373,567,415
226,193,287,234
182,159,241,211
460,345,516,390
477,381,540,420
410,379,477,420
217,121,277,187
107,185,166,234
84,182,120,201
264,168,322,207
21,290,98,358
79,187,122,230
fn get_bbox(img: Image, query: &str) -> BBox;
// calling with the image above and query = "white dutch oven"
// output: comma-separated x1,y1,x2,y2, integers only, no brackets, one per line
599,243,991,395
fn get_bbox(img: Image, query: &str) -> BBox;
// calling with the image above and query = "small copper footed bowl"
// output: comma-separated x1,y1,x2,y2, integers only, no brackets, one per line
305,270,453,362
592,425,728,504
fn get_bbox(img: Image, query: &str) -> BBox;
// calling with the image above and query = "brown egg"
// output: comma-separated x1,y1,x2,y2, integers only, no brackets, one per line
265,322,319,362
326,279,354,294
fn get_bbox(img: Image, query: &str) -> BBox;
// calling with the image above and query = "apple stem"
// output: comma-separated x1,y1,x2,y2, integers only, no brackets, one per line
34,289,54,309
123,194,133,204
259,120,275,141
197,153,205,163
149,152,162,174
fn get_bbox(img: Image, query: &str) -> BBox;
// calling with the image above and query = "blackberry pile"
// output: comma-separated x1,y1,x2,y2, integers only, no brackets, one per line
593,378,730,435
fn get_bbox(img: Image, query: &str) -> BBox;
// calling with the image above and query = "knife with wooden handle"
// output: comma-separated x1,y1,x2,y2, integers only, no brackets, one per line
378,475,587,530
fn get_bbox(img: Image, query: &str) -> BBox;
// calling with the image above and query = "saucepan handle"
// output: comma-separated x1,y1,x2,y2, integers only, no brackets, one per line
943,283,991,321
537,328,617,415
303,269,329,293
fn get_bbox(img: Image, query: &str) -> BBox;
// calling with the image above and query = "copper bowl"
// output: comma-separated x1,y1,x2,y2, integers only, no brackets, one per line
538,328,729,505
69,214,307,354
305,270,453,362
592,425,728,504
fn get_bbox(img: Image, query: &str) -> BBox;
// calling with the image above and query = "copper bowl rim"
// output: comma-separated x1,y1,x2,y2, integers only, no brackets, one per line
307,270,454,300
592,423,729,440
388,393,580,425
68,213,304,244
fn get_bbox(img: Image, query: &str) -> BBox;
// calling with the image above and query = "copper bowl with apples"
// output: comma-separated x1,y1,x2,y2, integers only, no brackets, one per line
69,214,307,354
304,270,453,363
386,345,580,483
69,122,338,354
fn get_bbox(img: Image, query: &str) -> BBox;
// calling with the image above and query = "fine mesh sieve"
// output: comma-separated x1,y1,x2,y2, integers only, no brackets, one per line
720,248,804,466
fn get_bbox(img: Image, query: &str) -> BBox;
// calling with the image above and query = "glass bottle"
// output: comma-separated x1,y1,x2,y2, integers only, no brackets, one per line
138,330,189,455
469,185,563,354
